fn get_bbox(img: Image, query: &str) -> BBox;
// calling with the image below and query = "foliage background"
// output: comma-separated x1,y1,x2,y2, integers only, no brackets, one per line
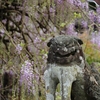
0,0,100,100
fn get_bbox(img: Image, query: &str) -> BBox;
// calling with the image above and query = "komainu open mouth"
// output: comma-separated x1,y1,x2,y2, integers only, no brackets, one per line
55,50,77,58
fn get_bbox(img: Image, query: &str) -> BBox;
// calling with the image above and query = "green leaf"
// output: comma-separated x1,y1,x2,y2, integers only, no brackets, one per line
20,42,25,47
60,22,66,27
74,12,81,18
41,37,45,41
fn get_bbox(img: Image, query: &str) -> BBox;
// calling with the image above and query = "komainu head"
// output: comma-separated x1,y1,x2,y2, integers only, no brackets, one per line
47,35,84,65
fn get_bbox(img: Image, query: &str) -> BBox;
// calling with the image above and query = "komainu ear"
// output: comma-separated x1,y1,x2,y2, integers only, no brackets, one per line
74,37,83,45
47,38,54,47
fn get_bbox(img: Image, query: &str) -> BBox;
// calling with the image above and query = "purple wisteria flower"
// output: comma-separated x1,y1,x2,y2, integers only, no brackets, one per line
81,2,89,11
57,0,63,4
15,15,21,22
97,16,100,24
49,7,55,13
91,32,100,47
67,0,74,5
0,29,5,34
20,60,35,94
34,36,41,44
16,44,22,54
66,23,77,36
0,29,5,37
81,20,88,28
73,0,82,7
67,0,89,11
96,7,100,15
88,10,96,22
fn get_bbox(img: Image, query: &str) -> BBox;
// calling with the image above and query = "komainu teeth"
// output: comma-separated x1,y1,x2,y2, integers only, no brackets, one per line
57,48,59,51
72,47,75,51
63,47,68,52
77,50,80,53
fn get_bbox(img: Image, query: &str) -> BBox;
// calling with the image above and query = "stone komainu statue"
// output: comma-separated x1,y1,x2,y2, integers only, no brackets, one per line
44,35,100,100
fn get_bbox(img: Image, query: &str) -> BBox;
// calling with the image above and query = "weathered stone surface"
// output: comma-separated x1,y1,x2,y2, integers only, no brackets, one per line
44,35,85,100
71,63,100,100
84,63,100,100
44,63,84,100
44,35,100,100
71,77,87,100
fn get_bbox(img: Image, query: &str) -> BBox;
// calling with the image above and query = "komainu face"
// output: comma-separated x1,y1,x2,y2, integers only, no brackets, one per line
47,35,84,64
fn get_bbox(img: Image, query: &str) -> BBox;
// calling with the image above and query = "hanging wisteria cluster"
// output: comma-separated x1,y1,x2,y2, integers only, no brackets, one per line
20,60,35,94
